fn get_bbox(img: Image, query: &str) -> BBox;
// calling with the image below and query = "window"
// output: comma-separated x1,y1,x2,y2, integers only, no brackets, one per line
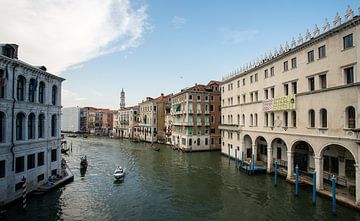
250,75,253,83
346,106,356,128
308,50,314,63
319,74,327,89
237,80,240,87
264,113,268,127
250,114,253,126
270,67,274,76
28,113,35,140
15,156,24,173
270,113,275,127
189,138,192,146
270,87,275,98
197,95,201,101
0,160,5,178
255,73,258,82
51,115,57,137
309,109,315,128
27,154,35,170
283,61,288,71
210,128,215,134
242,94,246,103
237,114,240,125
38,114,45,138
254,114,258,126
320,109,327,128
197,138,200,146
318,45,326,59
283,111,288,127
38,152,44,166
189,94,192,100
291,58,297,68
254,92,258,101
242,78,245,86
52,85,57,105
343,34,353,49
38,82,45,103
292,82,297,94
264,69,268,78
344,67,354,84
211,138,214,145
205,138,208,145
51,149,57,162
0,112,4,143
284,84,289,96
264,89,268,99
291,111,296,127
17,76,25,101
242,114,245,126
16,113,25,140
308,77,315,91
37,174,44,182
28,79,36,102
0,69,4,98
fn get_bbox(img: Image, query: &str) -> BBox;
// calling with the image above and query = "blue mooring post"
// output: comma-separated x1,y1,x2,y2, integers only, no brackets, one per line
274,160,278,187
228,144,230,164
313,171,316,205
332,175,336,215
251,153,255,175
295,165,299,196
242,151,244,168
235,149,238,168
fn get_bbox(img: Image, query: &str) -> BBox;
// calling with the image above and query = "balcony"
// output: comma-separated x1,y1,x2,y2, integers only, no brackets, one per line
218,124,241,131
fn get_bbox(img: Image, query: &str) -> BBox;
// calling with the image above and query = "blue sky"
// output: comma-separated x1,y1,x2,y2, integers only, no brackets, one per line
1,0,358,109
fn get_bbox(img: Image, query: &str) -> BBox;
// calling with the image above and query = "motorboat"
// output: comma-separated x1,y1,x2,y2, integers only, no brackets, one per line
113,166,125,180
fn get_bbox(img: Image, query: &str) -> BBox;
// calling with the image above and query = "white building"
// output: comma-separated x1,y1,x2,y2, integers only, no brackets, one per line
0,44,64,204
220,8,360,205
61,107,80,132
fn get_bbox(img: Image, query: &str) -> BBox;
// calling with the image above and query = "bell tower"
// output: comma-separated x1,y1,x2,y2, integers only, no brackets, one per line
120,88,125,110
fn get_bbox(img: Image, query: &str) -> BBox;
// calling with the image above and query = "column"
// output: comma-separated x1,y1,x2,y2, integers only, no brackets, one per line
252,144,257,162
355,165,360,205
314,156,324,190
287,151,294,179
267,147,273,173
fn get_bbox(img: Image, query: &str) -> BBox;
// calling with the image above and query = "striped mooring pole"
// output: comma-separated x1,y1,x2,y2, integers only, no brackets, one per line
274,160,278,187
251,153,255,175
332,175,336,215
295,165,299,196
313,171,316,205
22,176,27,212
241,151,244,168
235,149,238,168
228,144,230,164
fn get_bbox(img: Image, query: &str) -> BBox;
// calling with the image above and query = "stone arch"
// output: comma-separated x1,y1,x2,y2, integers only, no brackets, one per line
243,134,252,158
319,143,358,165
270,137,288,165
291,140,315,173
255,136,268,163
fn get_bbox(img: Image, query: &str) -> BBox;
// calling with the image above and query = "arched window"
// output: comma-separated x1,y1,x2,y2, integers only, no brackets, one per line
51,115,57,137
16,113,25,140
0,112,5,142
291,111,296,127
28,113,35,139
189,138,192,146
237,114,240,125
52,85,57,105
250,114,253,126
230,115,233,124
205,138,208,145
197,138,200,146
254,114,258,126
309,109,315,128
38,81,45,104
0,70,5,98
28,79,36,102
227,115,230,124
270,112,275,127
222,115,224,124
283,111,288,127
346,106,356,128
264,113,268,127
16,76,26,101
38,114,45,138
320,108,327,128
242,114,245,126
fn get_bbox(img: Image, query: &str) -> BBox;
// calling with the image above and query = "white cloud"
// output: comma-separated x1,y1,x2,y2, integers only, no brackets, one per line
0,0,148,74
62,89,88,107
220,28,259,44
172,16,187,28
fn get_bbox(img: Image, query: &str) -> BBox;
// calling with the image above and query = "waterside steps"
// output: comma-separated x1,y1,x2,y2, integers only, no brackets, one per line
31,160,74,196
240,163,267,175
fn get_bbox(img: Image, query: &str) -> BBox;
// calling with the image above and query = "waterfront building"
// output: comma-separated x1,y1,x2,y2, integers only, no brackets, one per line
220,9,360,204
112,110,120,138
0,44,64,204
61,107,80,133
165,110,173,145
80,107,114,135
138,94,171,143
118,106,140,139
171,81,221,151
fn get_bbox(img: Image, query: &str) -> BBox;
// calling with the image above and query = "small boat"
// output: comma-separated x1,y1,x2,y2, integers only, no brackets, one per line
83,135,88,138
61,148,70,154
68,134,77,138
113,166,125,180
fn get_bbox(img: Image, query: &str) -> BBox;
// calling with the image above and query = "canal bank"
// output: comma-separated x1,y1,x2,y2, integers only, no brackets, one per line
3,137,360,221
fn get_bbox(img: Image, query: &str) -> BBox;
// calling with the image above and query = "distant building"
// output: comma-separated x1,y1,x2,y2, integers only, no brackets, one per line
61,107,80,132
118,106,140,139
171,81,221,151
80,107,114,135
138,94,171,143
0,44,65,204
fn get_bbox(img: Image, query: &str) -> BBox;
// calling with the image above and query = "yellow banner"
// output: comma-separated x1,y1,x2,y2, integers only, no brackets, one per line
263,95,296,111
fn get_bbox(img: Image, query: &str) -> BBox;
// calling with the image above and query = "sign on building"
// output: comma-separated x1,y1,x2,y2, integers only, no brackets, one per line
263,95,296,111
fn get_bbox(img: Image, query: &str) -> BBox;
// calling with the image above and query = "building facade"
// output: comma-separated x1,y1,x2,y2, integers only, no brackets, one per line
0,44,64,204
61,106,80,132
220,12,360,204
118,106,140,139
80,107,114,135
171,81,221,151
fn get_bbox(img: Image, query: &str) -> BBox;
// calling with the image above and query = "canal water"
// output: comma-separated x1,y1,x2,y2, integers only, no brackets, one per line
4,137,360,221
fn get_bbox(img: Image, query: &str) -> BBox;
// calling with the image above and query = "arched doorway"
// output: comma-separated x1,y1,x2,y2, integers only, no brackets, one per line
292,141,315,175
255,136,267,165
320,144,356,200
243,135,252,159
271,138,288,171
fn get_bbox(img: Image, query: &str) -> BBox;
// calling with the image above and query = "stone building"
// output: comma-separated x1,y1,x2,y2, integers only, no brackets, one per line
220,9,360,204
61,106,80,133
171,81,221,151
0,44,64,204
80,107,113,135
138,94,171,143
118,106,140,139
